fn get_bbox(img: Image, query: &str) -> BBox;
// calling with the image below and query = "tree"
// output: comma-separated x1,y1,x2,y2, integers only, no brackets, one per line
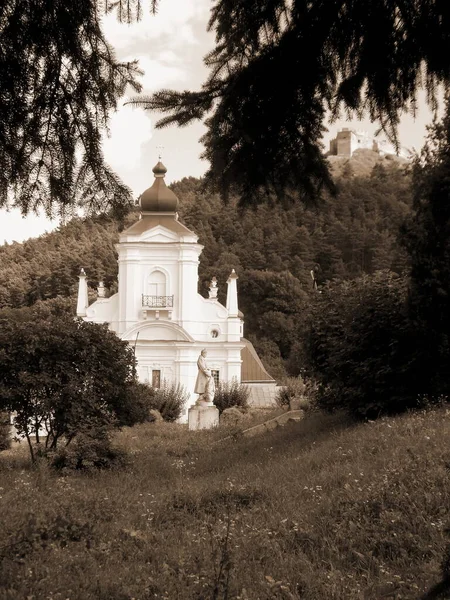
402,100,450,397
0,0,143,217
134,0,449,206
0,308,139,463
299,272,424,418
238,269,308,360
4,2,446,213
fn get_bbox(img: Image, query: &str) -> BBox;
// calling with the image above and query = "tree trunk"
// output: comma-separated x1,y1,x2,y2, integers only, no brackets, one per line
24,429,35,464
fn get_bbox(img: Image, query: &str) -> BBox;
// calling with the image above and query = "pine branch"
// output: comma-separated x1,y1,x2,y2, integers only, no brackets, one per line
130,0,449,207
0,0,146,216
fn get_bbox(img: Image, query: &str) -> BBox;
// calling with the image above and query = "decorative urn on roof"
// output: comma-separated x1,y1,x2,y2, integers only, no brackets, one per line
139,161,179,213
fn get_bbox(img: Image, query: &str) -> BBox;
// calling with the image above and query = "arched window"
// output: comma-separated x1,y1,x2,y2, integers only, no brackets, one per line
148,270,166,297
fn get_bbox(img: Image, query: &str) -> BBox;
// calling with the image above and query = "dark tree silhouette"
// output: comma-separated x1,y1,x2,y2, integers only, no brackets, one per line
402,99,450,397
131,0,449,206
0,0,150,217
3,1,448,213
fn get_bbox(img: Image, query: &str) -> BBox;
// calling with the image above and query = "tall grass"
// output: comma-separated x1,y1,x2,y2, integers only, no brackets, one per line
0,407,449,598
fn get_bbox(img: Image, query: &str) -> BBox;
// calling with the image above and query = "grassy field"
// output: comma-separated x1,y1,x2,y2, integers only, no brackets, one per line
0,407,449,600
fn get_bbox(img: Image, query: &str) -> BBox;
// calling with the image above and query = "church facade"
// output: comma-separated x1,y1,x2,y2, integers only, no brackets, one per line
76,161,277,419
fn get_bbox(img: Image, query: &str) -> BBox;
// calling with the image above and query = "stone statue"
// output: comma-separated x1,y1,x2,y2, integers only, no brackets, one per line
188,349,219,430
208,276,218,299
194,349,215,405
204,371,216,404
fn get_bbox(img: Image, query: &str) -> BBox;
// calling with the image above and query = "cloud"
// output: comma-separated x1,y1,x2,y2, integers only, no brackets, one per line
134,55,187,92
101,48,189,184
103,105,153,172
100,1,212,194
101,0,211,51
100,0,212,188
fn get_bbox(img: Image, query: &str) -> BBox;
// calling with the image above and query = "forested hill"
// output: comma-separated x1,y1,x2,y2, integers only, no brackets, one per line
0,157,412,376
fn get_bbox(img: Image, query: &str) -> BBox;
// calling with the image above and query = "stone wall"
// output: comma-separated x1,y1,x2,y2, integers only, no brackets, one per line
246,382,279,408
329,128,412,159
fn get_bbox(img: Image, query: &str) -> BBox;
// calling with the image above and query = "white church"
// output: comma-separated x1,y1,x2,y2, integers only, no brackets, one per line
76,161,277,418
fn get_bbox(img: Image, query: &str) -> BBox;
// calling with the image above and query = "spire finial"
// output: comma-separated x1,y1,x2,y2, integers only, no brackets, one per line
209,276,218,299
156,145,164,161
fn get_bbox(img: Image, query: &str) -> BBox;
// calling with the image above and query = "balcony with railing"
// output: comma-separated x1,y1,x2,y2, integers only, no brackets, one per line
142,294,174,308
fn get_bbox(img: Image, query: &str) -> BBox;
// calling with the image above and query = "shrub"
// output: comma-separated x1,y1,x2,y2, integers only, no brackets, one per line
0,312,137,463
146,381,189,422
51,426,128,471
115,382,154,427
303,378,320,412
214,380,250,414
401,102,450,399
300,272,425,419
275,377,307,408
0,412,11,451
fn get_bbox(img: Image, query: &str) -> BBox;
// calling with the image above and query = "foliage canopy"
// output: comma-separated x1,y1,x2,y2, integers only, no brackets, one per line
301,272,424,418
3,1,448,213
0,0,142,217
135,0,449,206
0,307,138,462
401,99,450,397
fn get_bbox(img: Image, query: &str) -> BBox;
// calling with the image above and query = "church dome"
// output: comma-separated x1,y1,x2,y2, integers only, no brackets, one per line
139,161,179,212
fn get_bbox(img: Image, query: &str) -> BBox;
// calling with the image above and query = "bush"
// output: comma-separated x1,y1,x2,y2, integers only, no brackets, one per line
275,377,307,408
401,104,450,399
146,381,189,422
0,312,137,464
300,272,425,419
0,412,11,451
115,382,154,427
51,427,128,471
214,380,250,414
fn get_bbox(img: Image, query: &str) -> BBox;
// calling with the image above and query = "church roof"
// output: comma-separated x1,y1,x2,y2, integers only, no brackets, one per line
121,159,198,239
122,214,195,236
241,338,275,382
139,161,179,213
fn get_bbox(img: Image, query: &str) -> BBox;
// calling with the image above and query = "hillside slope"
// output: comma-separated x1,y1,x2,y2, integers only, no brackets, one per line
327,148,410,178
0,407,448,599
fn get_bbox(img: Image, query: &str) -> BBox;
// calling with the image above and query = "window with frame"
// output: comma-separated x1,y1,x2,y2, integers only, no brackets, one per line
211,370,220,388
148,270,166,296
152,370,161,389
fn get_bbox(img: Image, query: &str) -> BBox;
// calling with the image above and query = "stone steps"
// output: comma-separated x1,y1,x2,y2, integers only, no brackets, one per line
212,410,304,444
240,410,304,437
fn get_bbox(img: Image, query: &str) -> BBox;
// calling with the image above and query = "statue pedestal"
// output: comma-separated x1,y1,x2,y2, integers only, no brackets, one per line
188,404,219,431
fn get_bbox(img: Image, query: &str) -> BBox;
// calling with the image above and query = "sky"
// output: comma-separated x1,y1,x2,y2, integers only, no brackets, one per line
0,0,440,244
